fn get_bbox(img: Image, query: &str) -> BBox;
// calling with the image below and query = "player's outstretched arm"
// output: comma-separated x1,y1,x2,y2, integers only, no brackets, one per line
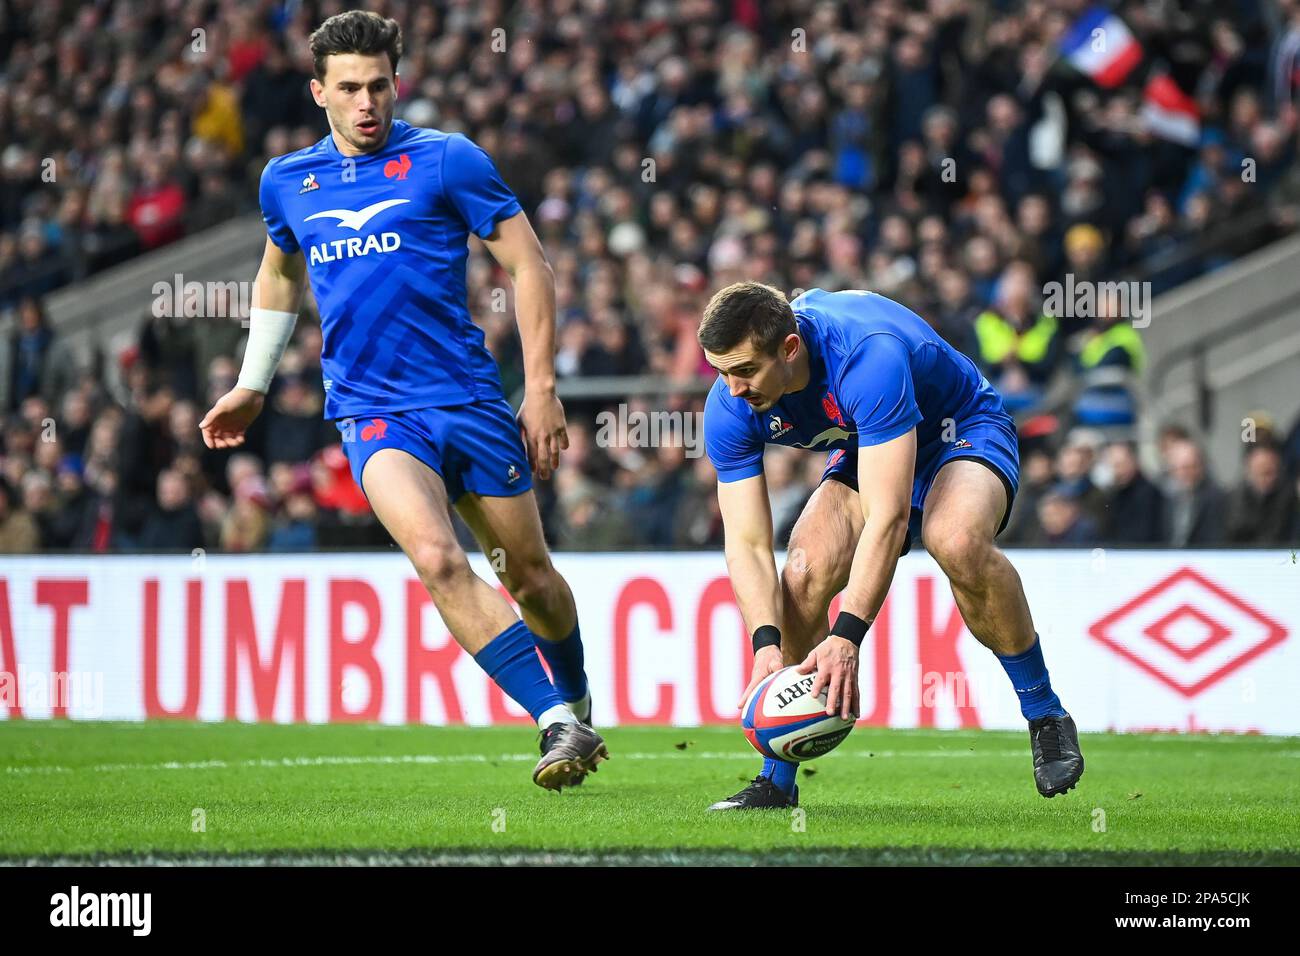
718,474,785,709
799,428,916,719
482,212,566,480
199,237,306,450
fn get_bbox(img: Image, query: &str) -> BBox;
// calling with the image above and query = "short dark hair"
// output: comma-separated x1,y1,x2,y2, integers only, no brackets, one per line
309,11,403,81
698,281,796,355
1244,440,1282,460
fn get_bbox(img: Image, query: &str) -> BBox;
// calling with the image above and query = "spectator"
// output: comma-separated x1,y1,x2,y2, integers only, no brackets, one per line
930,268,981,359
1001,445,1054,545
1059,224,1107,336
1163,440,1227,546
115,384,177,538
674,456,724,548
20,470,57,547
126,156,186,251
1072,291,1147,427
220,474,272,552
1226,444,1298,544
624,445,689,549
1126,191,1194,294
1012,193,1062,283
1054,436,1108,529
1157,422,1194,472
1098,441,1165,544
268,467,319,552
890,33,938,145
262,370,330,466
1030,484,1099,546
140,312,199,402
0,480,39,553
973,261,1061,414
6,297,54,412
554,480,634,550
187,169,246,236
10,227,68,302
240,38,317,153
57,390,95,458
766,447,806,542
137,467,205,552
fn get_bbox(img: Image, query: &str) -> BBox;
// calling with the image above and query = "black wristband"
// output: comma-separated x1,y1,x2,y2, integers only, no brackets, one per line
830,611,870,647
752,625,782,653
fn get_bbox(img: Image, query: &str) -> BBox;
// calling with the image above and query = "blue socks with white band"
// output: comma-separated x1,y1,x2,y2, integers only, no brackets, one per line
533,620,590,719
474,620,574,727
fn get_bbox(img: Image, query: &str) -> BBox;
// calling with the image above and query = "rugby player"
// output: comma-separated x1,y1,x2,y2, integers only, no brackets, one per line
199,11,606,790
699,282,1083,809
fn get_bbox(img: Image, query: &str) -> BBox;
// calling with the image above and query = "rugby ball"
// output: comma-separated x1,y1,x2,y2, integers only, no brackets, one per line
741,665,856,762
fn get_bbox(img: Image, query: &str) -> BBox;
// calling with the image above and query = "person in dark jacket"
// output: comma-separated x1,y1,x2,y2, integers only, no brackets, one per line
1163,439,1226,546
262,372,332,467
136,467,204,552
1030,483,1100,546
7,296,53,412
1100,441,1165,544
1225,443,1298,545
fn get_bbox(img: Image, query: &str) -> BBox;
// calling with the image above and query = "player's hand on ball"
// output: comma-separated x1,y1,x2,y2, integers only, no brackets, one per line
518,387,569,480
199,387,265,450
798,636,860,720
738,644,783,711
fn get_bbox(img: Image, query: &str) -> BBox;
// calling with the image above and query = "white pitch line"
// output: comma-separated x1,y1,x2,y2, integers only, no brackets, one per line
3,722,1294,744
1,748,1035,776
7,746,1298,777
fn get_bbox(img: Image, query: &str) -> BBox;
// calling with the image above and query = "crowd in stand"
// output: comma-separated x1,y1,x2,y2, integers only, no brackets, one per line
3,0,1300,553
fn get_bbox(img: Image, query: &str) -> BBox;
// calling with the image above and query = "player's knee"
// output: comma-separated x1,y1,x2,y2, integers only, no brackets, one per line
781,549,839,609
503,559,557,612
924,526,990,585
410,539,471,596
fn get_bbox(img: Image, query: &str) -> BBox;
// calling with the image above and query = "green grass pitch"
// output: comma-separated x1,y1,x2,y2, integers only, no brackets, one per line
2,721,1297,865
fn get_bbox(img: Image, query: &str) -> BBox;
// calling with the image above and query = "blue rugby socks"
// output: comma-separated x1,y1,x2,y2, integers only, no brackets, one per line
762,756,798,795
533,620,589,708
996,632,1067,721
475,620,573,727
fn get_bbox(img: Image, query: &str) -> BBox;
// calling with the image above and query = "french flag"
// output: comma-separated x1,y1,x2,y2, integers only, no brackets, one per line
1060,7,1143,88
1141,74,1201,146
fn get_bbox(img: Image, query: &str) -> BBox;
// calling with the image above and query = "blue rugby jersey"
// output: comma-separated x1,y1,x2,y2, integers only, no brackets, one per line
704,289,1009,481
259,120,522,418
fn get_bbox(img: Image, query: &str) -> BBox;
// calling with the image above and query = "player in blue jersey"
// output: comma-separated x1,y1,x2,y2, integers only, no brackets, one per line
198,11,606,790
699,282,1083,810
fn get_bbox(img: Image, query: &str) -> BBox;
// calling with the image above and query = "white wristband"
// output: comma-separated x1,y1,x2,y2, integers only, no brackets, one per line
236,307,299,393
